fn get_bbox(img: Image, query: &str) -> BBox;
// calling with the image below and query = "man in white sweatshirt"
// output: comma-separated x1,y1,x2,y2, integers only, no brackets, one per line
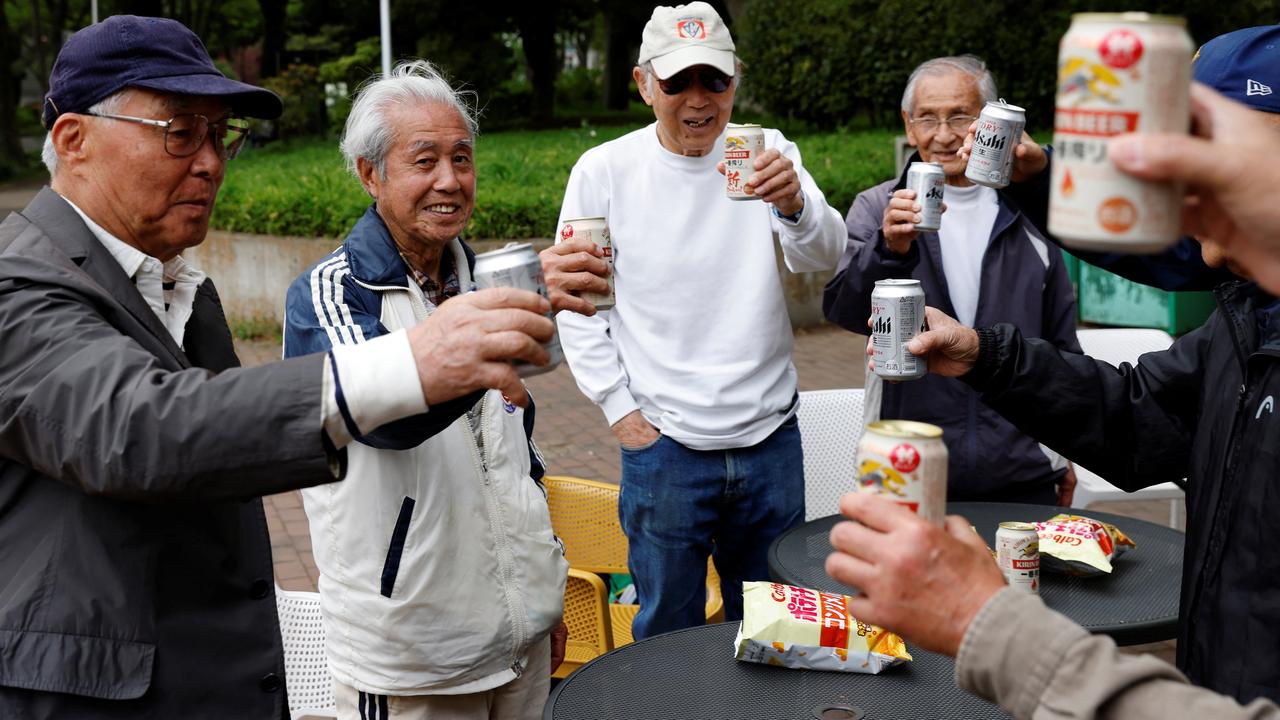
555,2,846,639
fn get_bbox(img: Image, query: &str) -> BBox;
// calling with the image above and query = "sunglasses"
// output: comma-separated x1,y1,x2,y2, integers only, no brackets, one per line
657,67,733,95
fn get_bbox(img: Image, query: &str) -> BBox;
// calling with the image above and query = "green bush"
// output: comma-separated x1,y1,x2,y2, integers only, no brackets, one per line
259,64,327,140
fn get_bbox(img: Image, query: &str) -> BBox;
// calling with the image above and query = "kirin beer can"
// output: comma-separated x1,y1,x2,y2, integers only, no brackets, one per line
905,162,945,231
996,522,1041,594
472,243,563,377
1049,13,1193,253
558,216,614,311
724,123,765,200
965,100,1026,189
870,279,927,380
856,420,948,527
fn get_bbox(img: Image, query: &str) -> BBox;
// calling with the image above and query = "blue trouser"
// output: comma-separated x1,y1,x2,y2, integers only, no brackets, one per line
619,414,805,640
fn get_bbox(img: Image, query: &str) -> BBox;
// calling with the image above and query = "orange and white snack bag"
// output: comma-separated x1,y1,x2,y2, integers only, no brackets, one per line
733,581,911,673
1035,513,1136,577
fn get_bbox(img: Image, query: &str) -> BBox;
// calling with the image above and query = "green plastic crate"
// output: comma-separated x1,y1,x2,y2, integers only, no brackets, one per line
1078,262,1217,334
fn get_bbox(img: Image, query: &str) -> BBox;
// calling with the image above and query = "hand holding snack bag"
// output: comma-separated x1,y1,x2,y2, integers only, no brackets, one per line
733,581,912,673
1035,513,1136,577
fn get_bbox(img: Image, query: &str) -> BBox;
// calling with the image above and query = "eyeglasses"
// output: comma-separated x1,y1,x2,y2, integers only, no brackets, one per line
657,67,733,95
909,114,977,134
86,111,250,159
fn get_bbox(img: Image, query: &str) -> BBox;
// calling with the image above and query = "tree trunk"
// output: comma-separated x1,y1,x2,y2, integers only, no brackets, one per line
601,2,648,111
258,0,287,78
513,2,559,125
0,4,29,172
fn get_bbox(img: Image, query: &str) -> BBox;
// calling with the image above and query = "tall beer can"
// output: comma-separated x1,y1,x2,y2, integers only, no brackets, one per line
724,123,765,200
870,279,927,380
996,522,1041,594
1049,13,1193,253
905,162,945,231
558,216,614,311
965,100,1026,189
856,420,948,526
472,243,563,378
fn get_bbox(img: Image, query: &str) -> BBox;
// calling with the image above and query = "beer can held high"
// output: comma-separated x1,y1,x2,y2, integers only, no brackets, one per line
1049,12,1193,253
871,279,927,380
472,243,563,378
905,162,945,232
997,522,1041,594
725,123,765,200
856,420,947,527
558,216,614,311
965,100,1026,189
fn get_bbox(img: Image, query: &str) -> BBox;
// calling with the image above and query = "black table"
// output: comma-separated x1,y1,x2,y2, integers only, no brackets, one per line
544,622,1009,720
769,502,1184,646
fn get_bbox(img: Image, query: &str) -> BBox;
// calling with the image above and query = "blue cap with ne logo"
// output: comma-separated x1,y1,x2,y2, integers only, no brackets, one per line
1193,25,1280,114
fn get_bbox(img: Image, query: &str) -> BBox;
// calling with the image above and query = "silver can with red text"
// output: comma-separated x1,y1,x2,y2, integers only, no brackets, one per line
724,123,765,200
856,420,948,527
997,521,1041,594
905,162,945,231
965,100,1026,189
472,243,563,377
871,279,927,380
558,216,614,311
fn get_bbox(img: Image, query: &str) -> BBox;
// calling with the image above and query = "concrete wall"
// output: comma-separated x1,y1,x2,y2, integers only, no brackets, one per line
187,231,836,330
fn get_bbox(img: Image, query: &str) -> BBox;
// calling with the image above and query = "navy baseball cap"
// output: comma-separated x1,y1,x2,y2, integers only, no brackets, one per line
1193,25,1280,114
42,15,282,129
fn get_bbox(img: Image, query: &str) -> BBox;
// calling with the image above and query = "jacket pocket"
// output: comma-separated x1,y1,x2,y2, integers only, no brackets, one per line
0,629,154,699
380,496,416,598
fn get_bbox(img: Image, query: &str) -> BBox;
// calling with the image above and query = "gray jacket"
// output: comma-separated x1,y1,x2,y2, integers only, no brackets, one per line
0,188,341,718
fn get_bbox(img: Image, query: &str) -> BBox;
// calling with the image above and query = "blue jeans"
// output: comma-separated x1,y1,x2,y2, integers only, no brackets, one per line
619,415,804,639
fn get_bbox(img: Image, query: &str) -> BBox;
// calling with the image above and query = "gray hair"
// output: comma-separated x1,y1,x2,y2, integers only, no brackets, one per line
340,59,479,182
42,88,134,176
901,55,997,115
637,57,744,97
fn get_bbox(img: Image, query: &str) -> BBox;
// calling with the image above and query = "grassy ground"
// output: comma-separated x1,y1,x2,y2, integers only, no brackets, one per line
212,123,898,240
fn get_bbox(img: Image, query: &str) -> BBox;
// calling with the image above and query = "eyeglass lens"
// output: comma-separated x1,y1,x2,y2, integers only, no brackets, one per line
165,114,250,159
913,115,975,133
658,67,732,95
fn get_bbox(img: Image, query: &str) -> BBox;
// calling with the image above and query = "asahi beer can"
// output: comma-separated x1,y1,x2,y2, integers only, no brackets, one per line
856,420,948,527
996,521,1041,594
905,162,945,231
558,216,614,311
472,243,563,377
965,100,1026,189
870,279,927,380
1050,13,1193,253
724,123,765,200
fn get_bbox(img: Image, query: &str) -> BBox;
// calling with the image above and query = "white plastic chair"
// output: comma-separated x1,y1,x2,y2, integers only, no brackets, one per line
1071,328,1185,527
275,585,337,719
798,389,866,520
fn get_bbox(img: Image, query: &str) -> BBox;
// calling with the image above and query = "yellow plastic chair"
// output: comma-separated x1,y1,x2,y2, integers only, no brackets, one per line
556,569,613,679
544,475,725,658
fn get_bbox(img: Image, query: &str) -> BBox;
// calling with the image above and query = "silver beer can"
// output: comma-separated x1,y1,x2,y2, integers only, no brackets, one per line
965,100,1026,189
905,162,945,232
856,420,948,527
724,123,765,200
472,243,563,377
870,278,927,380
996,521,1041,594
558,216,614,311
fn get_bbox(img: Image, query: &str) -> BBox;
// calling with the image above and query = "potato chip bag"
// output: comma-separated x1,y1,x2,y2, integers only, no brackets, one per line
1035,513,1136,577
733,581,911,673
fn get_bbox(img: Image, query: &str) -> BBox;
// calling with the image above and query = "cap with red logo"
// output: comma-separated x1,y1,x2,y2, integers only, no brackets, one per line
637,2,736,80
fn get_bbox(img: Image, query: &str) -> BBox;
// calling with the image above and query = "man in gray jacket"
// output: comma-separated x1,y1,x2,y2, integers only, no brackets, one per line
0,16,554,719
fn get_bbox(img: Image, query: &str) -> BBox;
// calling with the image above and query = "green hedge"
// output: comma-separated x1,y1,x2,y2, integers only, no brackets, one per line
212,124,898,240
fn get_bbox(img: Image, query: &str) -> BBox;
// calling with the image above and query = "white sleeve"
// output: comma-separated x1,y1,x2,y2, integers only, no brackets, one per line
320,329,428,447
554,158,640,427
769,130,847,273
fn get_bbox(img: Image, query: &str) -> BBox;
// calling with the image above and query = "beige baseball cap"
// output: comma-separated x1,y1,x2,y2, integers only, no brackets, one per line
637,2,736,80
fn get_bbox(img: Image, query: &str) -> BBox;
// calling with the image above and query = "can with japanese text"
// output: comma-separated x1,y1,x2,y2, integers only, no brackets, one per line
905,162,945,231
1049,13,1193,253
996,522,1041,594
856,420,948,527
472,243,563,377
965,100,1026,189
558,216,614,311
724,123,765,200
870,279,926,380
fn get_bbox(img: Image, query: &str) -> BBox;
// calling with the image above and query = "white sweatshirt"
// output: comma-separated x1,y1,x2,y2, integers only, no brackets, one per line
555,123,846,450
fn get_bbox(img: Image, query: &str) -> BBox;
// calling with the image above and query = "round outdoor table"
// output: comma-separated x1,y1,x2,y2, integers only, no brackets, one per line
543,622,1009,720
769,502,1183,646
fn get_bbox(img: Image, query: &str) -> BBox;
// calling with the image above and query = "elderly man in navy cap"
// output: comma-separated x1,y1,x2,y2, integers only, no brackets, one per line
0,15,557,719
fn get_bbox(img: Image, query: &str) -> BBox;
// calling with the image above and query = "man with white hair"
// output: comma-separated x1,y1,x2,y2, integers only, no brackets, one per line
283,61,567,720
823,54,1080,505
555,2,846,639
